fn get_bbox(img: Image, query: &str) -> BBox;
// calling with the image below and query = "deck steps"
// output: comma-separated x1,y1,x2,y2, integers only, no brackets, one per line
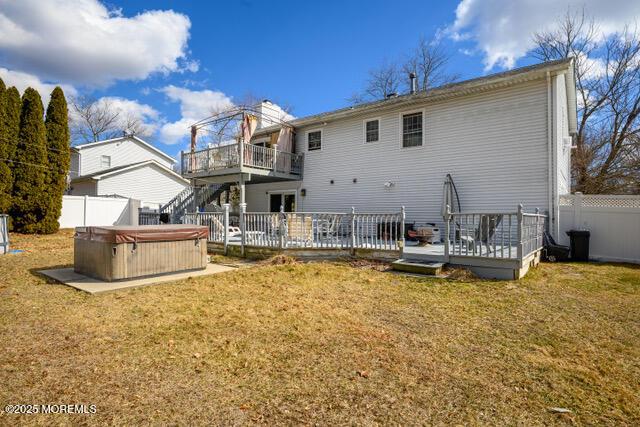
391,259,445,276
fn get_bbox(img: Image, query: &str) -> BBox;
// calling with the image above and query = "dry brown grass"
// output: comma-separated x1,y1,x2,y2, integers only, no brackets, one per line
1,231,639,425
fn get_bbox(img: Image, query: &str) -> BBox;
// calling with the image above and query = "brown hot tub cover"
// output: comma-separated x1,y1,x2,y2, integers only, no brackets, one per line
75,225,208,244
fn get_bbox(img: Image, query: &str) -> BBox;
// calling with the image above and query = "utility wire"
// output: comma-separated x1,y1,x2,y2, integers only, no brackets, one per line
0,158,69,172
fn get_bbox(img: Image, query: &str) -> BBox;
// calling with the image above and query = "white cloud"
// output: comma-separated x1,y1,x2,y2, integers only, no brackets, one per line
0,0,193,86
159,85,234,145
0,67,77,104
450,0,640,70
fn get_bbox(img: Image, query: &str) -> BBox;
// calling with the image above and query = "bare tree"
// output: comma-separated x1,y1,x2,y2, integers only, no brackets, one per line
402,37,459,90
348,61,401,104
70,96,153,143
349,36,457,104
533,10,640,194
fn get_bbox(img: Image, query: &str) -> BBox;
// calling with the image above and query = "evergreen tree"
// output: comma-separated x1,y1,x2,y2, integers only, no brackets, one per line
11,87,48,233
42,87,70,233
4,86,21,162
0,79,11,214
4,86,21,230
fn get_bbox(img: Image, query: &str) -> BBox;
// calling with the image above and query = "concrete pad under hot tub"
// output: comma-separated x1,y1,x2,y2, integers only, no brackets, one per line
38,263,235,295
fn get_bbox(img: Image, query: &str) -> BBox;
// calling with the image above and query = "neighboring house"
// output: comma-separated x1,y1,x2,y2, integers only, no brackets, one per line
181,58,577,239
69,135,189,206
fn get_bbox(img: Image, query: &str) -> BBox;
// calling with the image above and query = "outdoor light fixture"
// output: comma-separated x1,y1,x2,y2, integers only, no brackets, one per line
330,179,334,184
300,189,306,197
353,178,357,183
384,181,395,188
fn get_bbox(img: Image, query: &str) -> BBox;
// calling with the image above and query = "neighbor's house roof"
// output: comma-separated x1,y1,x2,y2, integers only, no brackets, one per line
254,58,577,137
70,160,188,184
71,135,177,164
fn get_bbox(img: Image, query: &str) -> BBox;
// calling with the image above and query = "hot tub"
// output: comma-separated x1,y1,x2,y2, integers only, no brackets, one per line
74,225,208,281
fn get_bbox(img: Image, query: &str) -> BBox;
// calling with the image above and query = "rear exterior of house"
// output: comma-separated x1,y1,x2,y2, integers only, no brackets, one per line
239,59,575,239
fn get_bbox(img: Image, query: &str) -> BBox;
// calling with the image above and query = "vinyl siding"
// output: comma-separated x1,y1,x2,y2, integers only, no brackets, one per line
96,164,188,205
78,137,174,175
70,151,80,178
246,78,554,227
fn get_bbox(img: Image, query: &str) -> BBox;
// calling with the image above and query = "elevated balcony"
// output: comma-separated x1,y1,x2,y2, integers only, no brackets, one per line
181,142,303,183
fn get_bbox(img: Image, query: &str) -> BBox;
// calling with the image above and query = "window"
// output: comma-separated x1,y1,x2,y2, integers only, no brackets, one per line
307,130,322,151
402,112,423,147
365,119,379,143
100,155,111,168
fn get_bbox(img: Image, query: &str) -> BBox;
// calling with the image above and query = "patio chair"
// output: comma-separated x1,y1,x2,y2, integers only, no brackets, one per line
287,214,313,246
475,214,502,254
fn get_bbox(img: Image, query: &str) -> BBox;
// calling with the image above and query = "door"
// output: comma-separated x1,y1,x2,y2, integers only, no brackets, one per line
269,192,296,212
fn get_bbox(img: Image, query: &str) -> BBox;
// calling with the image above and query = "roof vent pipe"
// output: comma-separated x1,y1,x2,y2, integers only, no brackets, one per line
409,72,417,94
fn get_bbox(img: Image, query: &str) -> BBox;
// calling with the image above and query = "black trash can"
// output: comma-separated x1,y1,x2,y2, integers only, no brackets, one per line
566,230,590,261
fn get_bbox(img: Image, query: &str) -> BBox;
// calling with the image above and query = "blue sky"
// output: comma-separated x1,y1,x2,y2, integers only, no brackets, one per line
1,0,639,158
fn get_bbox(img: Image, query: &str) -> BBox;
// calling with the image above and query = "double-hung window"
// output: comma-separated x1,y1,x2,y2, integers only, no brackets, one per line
100,155,111,168
402,112,423,147
307,130,322,151
364,119,379,143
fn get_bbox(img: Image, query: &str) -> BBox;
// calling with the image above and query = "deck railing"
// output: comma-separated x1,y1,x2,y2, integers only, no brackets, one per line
181,142,303,176
444,204,546,261
183,212,226,243
185,204,405,254
138,209,160,225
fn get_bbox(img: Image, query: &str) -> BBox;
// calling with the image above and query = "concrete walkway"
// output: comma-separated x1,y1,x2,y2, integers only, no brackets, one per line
39,264,235,295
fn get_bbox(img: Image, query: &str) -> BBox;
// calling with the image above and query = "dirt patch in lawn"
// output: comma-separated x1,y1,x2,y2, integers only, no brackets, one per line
1,231,639,425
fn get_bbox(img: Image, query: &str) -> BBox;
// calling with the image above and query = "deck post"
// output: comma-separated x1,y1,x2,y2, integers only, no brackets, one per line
350,207,356,255
239,174,246,206
240,203,247,257
444,204,451,262
400,206,406,252
273,148,278,172
223,203,230,255
279,205,286,249
517,204,524,262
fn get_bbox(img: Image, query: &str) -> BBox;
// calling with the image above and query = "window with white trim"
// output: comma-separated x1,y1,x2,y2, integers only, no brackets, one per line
100,155,111,168
307,130,322,151
365,119,379,143
402,112,423,147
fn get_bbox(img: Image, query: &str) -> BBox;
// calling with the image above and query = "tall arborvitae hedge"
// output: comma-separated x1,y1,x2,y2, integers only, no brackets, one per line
4,86,21,230
42,87,70,233
4,86,21,163
0,79,11,215
11,87,48,233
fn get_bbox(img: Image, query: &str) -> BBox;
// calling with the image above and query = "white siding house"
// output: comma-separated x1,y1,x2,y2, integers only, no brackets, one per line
241,60,577,237
69,136,188,206
71,161,189,205
71,135,175,177
181,59,577,240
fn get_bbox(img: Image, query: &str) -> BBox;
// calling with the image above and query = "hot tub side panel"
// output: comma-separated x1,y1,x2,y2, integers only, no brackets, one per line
119,239,207,280
74,238,120,281
74,238,207,281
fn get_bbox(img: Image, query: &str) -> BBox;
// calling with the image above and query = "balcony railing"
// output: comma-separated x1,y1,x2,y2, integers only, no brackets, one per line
181,143,303,177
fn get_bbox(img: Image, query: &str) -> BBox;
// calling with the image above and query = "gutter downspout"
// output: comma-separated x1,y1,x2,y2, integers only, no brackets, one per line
546,71,556,239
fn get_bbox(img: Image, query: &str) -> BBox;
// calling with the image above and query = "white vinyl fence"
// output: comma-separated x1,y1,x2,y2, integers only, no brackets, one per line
559,193,640,264
59,195,141,228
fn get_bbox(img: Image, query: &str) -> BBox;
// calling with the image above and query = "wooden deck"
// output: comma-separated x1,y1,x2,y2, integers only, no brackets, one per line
181,142,303,181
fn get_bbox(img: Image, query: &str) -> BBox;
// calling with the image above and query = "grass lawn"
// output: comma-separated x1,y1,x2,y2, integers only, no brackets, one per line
1,230,639,425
